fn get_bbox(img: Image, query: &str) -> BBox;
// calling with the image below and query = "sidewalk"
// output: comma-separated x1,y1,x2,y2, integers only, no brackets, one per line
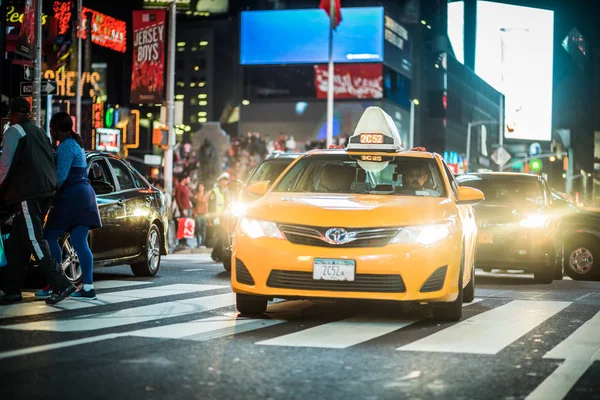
169,247,213,255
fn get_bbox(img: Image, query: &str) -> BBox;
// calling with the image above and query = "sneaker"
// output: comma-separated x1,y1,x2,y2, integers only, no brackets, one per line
45,284,77,305
70,288,97,300
0,291,22,303
35,285,53,298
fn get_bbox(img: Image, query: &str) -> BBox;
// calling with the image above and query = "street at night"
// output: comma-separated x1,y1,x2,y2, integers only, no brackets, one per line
0,254,599,400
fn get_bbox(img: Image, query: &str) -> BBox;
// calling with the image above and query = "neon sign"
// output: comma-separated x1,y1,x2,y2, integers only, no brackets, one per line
43,69,101,97
5,6,48,25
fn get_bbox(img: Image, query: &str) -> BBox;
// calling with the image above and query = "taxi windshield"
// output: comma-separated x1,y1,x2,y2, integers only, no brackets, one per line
247,160,292,185
272,154,446,197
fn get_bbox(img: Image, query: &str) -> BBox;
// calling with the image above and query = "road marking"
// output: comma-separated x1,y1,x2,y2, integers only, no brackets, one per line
526,311,600,400
544,310,600,361
257,316,421,349
93,280,153,290
525,360,592,400
0,293,236,332
257,299,483,349
183,269,204,272
0,284,226,319
397,300,571,354
129,315,284,341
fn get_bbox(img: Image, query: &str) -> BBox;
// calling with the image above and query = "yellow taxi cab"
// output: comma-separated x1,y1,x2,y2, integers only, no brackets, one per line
231,107,485,321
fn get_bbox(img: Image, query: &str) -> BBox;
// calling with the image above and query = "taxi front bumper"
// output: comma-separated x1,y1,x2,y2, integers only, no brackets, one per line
232,233,463,303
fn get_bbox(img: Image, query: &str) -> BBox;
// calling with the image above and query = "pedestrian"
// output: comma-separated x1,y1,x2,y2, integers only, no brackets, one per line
193,183,208,248
42,112,102,300
175,175,192,248
208,173,230,262
0,98,76,304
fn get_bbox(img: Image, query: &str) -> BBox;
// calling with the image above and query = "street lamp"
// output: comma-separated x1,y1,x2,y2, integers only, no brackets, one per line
466,120,498,173
408,99,419,149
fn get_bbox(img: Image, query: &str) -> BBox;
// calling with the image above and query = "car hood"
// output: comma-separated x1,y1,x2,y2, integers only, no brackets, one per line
245,193,455,227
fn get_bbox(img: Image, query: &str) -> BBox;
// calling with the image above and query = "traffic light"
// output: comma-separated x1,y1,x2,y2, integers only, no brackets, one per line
529,158,542,172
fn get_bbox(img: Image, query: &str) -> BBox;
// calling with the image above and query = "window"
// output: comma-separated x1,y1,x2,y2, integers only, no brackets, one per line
88,158,115,192
458,177,543,209
109,159,136,191
273,155,446,197
442,161,458,197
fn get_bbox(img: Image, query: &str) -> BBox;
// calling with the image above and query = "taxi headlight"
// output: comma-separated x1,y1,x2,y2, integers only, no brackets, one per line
231,201,247,218
519,215,549,228
391,223,453,245
239,218,284,240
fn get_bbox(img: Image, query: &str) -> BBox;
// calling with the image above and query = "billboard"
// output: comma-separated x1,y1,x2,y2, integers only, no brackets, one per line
131,10,166,104
474,1,554,141
314,63,383,99
143,0,228,13
15,0,36,59
240,7,384,65
95,128,121,153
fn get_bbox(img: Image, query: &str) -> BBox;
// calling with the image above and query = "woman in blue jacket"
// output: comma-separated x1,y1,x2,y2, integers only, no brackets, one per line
43,112,102,300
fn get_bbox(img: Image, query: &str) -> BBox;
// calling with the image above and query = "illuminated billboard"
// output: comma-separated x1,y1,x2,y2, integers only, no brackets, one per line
95,128,121,153
475,1,554,141
240,8,384,65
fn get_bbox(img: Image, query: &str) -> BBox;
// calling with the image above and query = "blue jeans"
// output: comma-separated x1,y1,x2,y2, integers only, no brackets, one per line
44,225,93,285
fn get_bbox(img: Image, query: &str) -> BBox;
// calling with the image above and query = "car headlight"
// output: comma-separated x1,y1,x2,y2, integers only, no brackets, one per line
231,201,247,218
391,223,453,245
519,215,549,228
239,218,285,239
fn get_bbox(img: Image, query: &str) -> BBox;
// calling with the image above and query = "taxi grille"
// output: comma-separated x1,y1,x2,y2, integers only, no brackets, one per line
279,224,398,248
266,270,406,293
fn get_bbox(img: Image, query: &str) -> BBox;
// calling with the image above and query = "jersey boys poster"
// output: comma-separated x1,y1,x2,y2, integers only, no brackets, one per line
131,10,166,104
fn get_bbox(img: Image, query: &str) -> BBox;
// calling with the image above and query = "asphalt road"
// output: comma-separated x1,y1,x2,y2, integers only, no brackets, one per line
1,254,599,400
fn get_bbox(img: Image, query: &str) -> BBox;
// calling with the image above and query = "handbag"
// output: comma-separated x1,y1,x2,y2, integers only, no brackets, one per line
176,218,196,240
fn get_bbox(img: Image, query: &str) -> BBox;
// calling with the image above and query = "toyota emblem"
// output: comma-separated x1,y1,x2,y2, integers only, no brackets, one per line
325,228,349,244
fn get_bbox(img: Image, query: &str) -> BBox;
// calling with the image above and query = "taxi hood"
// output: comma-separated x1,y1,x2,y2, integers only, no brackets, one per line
245,193,455,227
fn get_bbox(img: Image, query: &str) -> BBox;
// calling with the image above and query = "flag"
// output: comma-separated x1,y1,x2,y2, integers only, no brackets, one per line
319,0,342,29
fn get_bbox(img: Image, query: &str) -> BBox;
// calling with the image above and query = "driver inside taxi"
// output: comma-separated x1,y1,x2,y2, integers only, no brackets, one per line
403,165,430,191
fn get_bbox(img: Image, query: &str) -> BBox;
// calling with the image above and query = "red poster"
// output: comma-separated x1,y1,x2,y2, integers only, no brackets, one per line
131,10,166,104
15,0,36,59
314,64,383,99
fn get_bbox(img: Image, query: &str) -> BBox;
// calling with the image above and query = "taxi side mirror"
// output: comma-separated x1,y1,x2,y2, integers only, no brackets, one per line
247,181,270,196
456,186,484,205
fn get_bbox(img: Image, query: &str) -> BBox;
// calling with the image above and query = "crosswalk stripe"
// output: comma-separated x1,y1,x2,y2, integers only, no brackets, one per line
526,310,600,400
0,284,227,319
257,316,421,349
543,310,600,361
21,280,151,298
397,300,571,354
256,298,484,349
0,293,236,332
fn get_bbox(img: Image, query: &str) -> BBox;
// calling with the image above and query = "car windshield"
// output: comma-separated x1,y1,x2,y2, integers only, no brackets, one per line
459,177,544,207
247,159,294,185
272,154,446,197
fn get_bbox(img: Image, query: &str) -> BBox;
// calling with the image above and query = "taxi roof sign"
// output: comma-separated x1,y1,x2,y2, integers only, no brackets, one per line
346,107,403,153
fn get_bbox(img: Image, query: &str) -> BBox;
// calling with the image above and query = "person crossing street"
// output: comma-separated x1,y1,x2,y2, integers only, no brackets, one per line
0,98,76,305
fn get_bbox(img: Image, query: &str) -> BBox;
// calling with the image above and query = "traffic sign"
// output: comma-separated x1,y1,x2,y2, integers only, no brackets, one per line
491,147,512,166
23,65,32,81
20,80,58,96
529,142,541,157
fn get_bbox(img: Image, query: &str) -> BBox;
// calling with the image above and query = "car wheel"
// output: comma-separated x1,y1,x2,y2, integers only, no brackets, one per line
223,252,232,272
236,293,268,315
565,238,599,281
60,234,83,285
432,261,464,322
130,224,161,277
534,264,555,284
463,265,475,303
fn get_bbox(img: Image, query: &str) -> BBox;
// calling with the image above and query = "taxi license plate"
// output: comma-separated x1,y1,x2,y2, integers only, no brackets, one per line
478,233,494,244
313,259,355,282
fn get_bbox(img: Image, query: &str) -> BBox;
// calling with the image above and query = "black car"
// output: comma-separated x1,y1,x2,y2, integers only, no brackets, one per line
457,172,560,283
551,191,600,281
15,152,169,285
222,152,302,271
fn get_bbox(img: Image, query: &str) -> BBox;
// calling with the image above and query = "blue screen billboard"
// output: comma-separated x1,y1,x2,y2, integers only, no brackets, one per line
240,7,384,65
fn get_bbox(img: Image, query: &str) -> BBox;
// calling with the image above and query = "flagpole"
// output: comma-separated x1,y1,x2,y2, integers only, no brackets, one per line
325,0,335,148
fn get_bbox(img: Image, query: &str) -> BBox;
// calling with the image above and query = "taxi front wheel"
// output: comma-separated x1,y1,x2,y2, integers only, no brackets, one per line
432,275,464,322
236,293,268,315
